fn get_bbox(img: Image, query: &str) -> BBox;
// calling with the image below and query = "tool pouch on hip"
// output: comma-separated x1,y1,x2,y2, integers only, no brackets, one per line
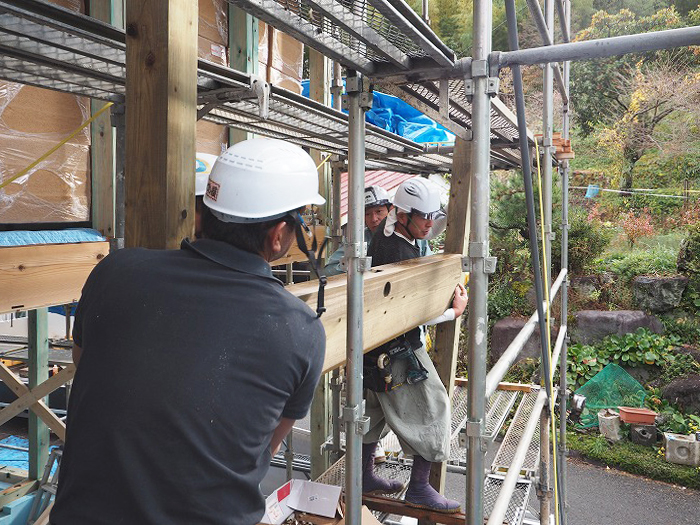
363,337,428,392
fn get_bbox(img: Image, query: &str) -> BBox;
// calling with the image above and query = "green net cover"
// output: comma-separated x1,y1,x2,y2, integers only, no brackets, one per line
575,363,646,428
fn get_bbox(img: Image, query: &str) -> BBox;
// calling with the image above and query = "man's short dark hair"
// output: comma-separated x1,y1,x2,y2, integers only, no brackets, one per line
201,205,290,255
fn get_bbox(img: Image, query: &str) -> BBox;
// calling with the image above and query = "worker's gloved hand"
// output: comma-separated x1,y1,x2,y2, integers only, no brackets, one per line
451,283,468,317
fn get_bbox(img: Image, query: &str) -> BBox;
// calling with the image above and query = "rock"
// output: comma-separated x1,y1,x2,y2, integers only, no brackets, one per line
570,310,663,345
489,316,559,365
632,275,688,313
662,374,700,414
570,274,613,299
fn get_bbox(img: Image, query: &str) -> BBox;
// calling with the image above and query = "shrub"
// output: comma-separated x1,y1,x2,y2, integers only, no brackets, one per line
620,209,654,248
553,206,612,274
596,245,678,282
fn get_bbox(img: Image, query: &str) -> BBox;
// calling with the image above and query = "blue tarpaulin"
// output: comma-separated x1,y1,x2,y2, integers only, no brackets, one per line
301,80,455,145
0,228,105,247
585,184,600,199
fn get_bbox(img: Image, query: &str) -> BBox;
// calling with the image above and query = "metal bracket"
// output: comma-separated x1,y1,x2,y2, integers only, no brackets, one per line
342,404,369,436
464,78,474,98
486,77,500,96
462,255,497,274
250,75,270,119
345,74,363,93
471,59,488,78
359,92,373,110
463,419,488,452
546,231,557,242
358,256,372,272
466,419,482,437
109,237,124,252
468,241,488,258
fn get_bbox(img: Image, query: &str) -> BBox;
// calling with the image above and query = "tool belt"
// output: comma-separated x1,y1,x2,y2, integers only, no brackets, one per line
363,335,429,392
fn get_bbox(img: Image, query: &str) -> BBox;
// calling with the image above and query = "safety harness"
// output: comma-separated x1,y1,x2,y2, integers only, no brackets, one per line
290,212,329,317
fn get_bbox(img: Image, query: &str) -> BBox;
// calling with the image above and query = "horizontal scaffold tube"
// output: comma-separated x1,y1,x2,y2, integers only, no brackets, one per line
497,26,700,67
485,269,567,399
486,388,548,525
550,325,567,376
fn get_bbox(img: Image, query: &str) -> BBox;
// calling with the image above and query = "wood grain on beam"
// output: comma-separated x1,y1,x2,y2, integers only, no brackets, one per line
273,226,326,266
288,254,464,373
0,242,109,313
125,0,198,249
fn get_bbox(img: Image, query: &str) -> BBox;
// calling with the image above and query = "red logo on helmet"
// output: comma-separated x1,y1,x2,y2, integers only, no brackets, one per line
206,180,220,201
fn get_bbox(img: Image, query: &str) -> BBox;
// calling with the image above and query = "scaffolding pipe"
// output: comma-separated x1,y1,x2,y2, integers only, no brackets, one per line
344,73,367,525
524,0,568,104
487,388,548,525
542,0,554,287
497,25,700,66
550,326,567,370
466,1,492,523
485,269,566,399
558,2,571,521
113,104,125,250
555,0,570,43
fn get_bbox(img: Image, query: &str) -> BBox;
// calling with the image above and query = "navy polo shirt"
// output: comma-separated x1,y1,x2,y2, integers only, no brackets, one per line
51,239,326,525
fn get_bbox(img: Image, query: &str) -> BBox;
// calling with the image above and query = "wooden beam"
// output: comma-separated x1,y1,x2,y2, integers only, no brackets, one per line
0,365,76,426
0,467,29,485
288,254,464,374
125,0,198,249
0,480,39,510
0,242,109,313
28,309,49,480
90,0,117,238
429,137,471,498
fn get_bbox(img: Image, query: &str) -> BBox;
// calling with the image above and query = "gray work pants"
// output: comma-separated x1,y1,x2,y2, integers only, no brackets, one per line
363,345,451,462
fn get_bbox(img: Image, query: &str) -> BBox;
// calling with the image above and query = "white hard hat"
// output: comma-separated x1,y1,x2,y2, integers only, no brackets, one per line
364,186,391,208
195,153,219,196
393,177,441,218
204,138,325,223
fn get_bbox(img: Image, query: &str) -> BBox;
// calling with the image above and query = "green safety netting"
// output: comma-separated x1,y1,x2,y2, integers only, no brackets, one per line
575,363,646,428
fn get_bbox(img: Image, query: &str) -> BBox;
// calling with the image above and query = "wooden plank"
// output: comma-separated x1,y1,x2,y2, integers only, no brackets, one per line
0,242,109,313
90,0,116,238
125,0,198,249
0,365,76,426
0,362,66,442
454,378,532,393
429,137,471,497
28,309,49,480
273,225,326,266
362,494,506,525
288,254,464,374
0,467,29,485
0,480,39,510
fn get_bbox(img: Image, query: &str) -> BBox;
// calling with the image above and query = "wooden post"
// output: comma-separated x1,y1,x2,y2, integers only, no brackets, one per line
229,5,258,145
28,309,49,481
428,137,472,496
308,48,332,479
90,0,123,238
124,0,197,249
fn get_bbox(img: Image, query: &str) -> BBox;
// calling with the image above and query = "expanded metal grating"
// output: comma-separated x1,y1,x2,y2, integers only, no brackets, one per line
486,390,521,439
483,474,532,525
492,388,541,474
226,0,454,76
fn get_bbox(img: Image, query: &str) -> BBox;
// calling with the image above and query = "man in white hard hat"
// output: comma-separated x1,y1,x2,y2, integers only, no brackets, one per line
325,183,446,276
362,177,467,513
51,138,327,525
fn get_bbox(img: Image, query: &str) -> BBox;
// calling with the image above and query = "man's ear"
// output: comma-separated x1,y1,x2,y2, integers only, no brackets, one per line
266,221,290,256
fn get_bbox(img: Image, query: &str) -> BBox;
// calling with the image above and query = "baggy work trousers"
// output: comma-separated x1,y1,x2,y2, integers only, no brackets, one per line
363,345,451,462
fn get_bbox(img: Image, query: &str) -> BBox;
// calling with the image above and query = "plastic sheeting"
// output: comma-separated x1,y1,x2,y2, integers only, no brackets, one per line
302,80,455,144
0,228,105,247
0,0,90,224
259,23,305,94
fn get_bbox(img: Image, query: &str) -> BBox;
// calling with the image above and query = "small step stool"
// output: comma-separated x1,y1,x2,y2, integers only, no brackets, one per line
27,448,62,525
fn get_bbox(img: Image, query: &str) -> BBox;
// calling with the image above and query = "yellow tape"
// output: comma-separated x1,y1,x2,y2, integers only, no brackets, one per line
0,102,114,191
316,154,332,171
534,141,561,525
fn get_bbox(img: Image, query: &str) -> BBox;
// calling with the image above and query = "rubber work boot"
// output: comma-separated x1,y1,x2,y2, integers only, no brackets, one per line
405,455,461,513
362,442,403,495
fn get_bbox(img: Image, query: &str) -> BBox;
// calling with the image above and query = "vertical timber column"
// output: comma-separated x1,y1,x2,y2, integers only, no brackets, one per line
344,73,370,525
309,48,332,479
125,0,197,249
429,137,471,494
229,6,258,145
90,0,124,238
466,0,492,523
28,309,49,480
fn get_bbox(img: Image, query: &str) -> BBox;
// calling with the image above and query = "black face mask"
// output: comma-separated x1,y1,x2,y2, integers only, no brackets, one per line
287,212,329,317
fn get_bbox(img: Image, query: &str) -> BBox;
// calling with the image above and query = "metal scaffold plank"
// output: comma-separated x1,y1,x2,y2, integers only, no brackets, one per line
492,389,541,474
